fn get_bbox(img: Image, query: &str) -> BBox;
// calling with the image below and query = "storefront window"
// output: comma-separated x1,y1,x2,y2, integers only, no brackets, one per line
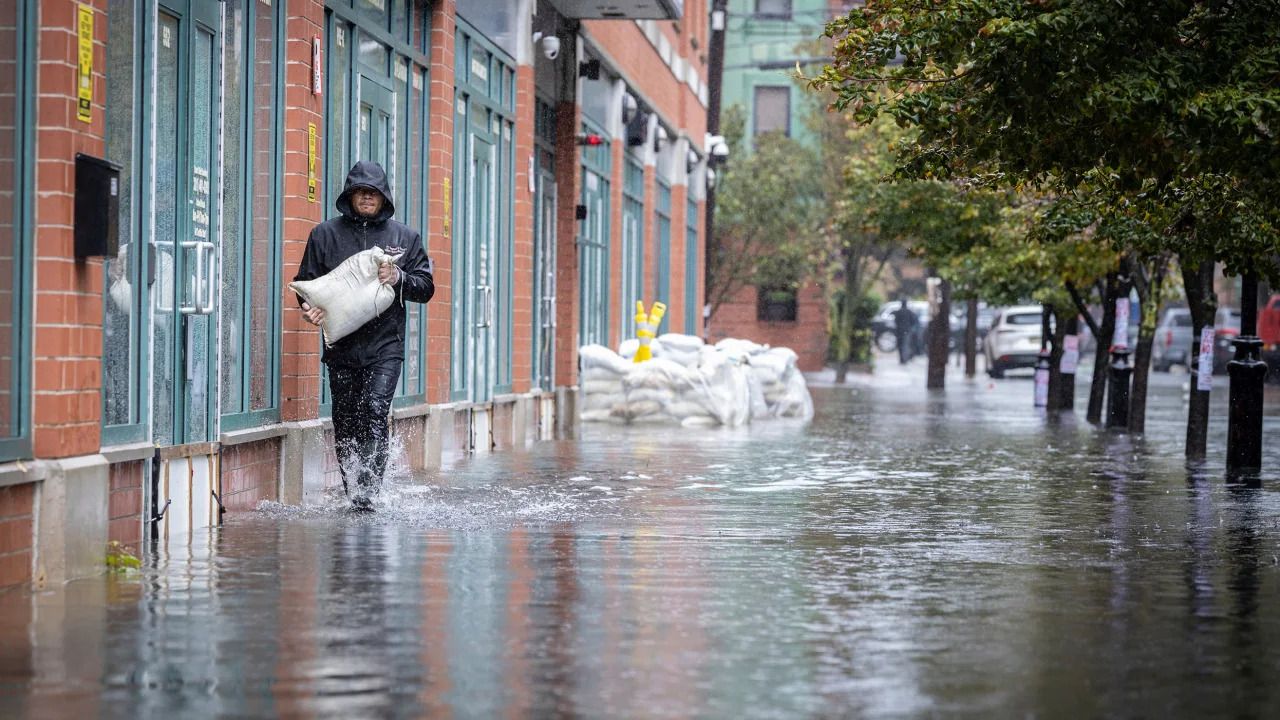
103,0,142,435
248,0,278,411
325,5,430,407
0,0,32,457
221,0,281,425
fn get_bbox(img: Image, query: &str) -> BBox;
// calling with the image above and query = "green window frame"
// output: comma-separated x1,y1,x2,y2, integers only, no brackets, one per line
578,116,612,349
99,0,147,446
448,20,516,402
0,0,34,461
620,158,646,341
685,195,700,335
654,179,672,334
321,2,432,412
221,0,285,432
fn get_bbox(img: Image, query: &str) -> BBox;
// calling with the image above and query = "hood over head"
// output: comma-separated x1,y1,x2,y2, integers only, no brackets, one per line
336,160,395,223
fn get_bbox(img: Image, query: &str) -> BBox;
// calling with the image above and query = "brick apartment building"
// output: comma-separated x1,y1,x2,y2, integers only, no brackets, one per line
0,0,710,589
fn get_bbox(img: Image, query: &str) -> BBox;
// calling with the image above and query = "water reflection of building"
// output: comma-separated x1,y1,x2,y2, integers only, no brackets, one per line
0,0,711,589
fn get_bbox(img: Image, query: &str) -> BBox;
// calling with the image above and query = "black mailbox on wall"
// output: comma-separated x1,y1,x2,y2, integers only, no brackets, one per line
74,153,122,260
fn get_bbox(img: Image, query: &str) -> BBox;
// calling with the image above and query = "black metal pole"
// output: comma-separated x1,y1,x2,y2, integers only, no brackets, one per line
1227,272,1266,478
702,0,728,335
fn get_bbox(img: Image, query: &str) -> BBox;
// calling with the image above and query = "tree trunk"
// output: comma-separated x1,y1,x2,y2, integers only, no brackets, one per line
1127,256,1168,435
1060,314,1079,409
964,297,978,378
832,247,860,384
1087,275,1119,424
927,278,951,389
1046,306,1068,411
1182,259,1216,461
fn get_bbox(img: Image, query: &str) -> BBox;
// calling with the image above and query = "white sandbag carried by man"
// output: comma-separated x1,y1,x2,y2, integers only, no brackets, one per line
289,246,402,347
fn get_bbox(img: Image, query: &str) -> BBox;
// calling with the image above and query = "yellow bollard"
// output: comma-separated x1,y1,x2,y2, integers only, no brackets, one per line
632,300,666,363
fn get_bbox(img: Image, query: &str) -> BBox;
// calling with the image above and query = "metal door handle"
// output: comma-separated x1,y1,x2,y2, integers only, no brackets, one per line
153,242,174,314
179,240,202,314
200,242,216,315
475,284,488,328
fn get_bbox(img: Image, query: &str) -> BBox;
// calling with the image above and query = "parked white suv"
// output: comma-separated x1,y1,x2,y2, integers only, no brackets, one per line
983,305,1045,378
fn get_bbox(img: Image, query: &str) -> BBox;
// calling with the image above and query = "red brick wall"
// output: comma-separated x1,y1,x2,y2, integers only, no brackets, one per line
0,482,34,588
581,20,706,143
708,281,828,372
553,100,582,388
220,438,281,512
280,0,325,422
511,64,535,393
426,0,456,404
107,460,143,553
669,184,688,334
32,0,108,459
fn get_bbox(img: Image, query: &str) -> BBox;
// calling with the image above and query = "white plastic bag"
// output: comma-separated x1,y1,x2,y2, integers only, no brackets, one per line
289,247,399,346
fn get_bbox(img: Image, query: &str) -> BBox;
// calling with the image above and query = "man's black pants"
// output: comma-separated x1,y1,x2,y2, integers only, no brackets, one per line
327,357,401,497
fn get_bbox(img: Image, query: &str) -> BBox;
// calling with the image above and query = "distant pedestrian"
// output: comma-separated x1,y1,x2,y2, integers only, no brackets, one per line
294,161,435,510
893,299,918,364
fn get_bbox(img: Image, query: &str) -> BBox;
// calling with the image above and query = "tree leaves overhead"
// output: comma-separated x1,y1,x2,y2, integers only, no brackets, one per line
810,0,1280,273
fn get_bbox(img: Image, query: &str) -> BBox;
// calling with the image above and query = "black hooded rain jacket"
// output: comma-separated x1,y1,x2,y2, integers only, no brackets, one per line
294,161,435,368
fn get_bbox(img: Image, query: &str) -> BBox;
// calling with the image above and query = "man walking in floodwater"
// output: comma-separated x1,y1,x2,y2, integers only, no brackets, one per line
892,299,919,365
295,161,435,510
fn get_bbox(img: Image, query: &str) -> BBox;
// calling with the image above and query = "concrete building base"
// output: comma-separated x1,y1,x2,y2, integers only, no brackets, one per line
34,454,110,588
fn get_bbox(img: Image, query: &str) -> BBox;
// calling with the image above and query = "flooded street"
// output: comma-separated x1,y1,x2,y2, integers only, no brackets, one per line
4,363,1280,718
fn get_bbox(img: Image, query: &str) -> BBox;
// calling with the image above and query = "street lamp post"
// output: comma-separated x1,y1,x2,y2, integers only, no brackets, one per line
1226,272,1267,479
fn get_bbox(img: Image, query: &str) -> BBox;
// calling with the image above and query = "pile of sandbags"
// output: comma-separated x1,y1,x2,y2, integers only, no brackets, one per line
579,335,812,427
747,347,813,419
580,344,630,424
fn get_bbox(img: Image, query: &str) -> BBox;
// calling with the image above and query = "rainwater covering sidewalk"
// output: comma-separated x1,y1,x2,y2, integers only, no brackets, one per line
3,360,1280,718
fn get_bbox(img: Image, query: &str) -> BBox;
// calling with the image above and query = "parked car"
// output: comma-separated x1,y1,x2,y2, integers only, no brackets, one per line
871,300,928,353
949,303,997,349
1152,307,1194,371
1212,307,1242,374
983,305,1046,378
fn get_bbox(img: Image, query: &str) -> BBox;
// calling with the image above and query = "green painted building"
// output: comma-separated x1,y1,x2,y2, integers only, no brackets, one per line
721,1,853,145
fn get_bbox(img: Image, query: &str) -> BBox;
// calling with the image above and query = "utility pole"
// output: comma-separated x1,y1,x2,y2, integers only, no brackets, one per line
703,0,728,335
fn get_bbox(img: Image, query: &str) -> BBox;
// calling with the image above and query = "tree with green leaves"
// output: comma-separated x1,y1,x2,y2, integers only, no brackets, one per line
810,0,1280,455
707,105,823,327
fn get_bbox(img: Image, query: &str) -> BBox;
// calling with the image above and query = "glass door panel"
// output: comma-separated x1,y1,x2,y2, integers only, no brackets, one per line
358,75,394,172
152,11,181,446
533,168,556,391
151,4,219,446
469,134,495,402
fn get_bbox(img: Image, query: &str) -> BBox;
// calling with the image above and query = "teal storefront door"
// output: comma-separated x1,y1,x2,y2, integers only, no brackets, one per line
578,167,610,348
451,23,514,403
469,130,496,402
152,2,220,447
532,164,557,391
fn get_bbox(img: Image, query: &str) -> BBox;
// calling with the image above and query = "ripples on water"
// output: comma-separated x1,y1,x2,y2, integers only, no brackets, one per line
2,371,1280,718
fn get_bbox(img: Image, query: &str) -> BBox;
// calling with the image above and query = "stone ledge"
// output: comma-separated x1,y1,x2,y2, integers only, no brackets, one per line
100,441,156,464
391,402,432,421
220,424,290,447
0,459,47,489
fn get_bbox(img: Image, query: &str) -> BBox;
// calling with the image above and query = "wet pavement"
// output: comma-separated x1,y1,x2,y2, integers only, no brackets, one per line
3,359,1280,718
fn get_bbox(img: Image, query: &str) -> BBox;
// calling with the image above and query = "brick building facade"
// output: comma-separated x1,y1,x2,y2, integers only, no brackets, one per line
0,0,709,589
